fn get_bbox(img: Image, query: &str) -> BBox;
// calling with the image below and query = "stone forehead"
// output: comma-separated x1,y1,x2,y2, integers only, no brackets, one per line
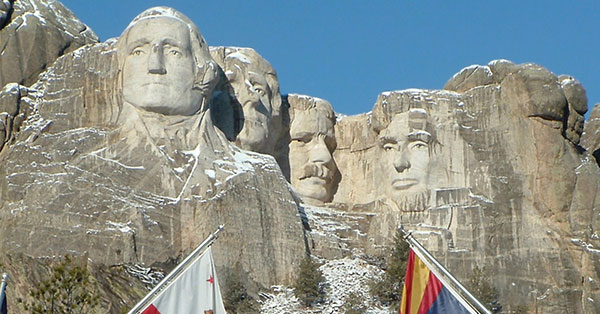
117,7,211,63
379,111,433,139
122,17,190,42
371,89,439,133
223,47,278,84
125,7,196,32
290,110,335,137
288,94,334,117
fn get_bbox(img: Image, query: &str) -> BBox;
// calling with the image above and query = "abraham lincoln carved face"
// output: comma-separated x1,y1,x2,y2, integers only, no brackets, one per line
376,108,438,211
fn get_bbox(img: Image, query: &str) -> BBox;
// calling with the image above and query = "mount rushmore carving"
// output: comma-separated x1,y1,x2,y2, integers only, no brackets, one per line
1,2,600,313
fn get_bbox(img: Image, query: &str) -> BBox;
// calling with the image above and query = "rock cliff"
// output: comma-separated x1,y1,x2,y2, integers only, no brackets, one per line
0,5,307,313
0,2,598,314
326,60,600,313
0,0,98,87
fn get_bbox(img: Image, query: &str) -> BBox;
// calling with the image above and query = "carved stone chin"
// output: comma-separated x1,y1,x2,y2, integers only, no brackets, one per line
384,191,431,212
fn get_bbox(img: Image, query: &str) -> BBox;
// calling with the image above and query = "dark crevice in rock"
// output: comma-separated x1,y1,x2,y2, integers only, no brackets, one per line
58,40,74,58
593,149,600,168
0,0,14,30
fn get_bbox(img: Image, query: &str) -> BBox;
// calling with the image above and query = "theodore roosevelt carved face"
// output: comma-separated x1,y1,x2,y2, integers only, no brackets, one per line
288,95,337,204
117,7,217,116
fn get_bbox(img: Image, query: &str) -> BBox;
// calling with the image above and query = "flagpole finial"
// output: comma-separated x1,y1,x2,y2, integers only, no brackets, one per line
214,225,225,239
398,225,411,240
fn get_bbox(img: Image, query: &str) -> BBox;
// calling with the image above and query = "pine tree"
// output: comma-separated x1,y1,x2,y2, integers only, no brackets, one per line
369,229,410,308
342,291,367,314
18,255,100,314
468,266,501,313
223,263,259,313
293,256,324,307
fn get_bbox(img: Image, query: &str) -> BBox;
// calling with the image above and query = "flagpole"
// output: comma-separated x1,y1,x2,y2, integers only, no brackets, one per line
399,226,492,314
0,273,8,311
128,225,225,314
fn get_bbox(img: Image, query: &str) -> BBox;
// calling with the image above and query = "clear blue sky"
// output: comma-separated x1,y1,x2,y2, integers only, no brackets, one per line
60,1,599,119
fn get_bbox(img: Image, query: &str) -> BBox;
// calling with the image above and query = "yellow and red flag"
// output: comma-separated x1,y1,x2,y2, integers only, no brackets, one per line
399,249,474,314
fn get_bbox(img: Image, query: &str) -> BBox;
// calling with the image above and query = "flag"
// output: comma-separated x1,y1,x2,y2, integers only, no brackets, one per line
399,249,474,314
140,247,226,314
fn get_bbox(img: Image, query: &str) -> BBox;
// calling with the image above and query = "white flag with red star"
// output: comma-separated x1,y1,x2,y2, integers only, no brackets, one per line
140,247,226,314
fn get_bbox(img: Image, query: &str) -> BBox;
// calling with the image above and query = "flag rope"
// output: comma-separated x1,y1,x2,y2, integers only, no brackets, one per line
128,225,225,314
399,226,492,314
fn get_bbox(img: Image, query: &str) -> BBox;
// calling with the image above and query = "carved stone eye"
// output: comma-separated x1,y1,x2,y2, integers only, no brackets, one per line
131,48,144,56
254,85,266,96
292,135,312,145
383,143,395,151
409,141,428,150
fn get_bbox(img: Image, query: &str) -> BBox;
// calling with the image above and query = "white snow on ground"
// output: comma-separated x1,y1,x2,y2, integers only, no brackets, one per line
260,253,391,314
302,204,353,234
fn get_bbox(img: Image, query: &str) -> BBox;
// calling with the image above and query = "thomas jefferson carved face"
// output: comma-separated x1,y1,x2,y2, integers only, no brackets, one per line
121,17,202,116
225,49,280,152
289,97,336,204
378,109,434,207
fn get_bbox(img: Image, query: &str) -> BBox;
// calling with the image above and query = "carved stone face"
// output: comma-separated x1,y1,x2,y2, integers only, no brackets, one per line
233,70,272,150
121,17,202,116
289,106,336,204
378,111,432,199
225,50,280,152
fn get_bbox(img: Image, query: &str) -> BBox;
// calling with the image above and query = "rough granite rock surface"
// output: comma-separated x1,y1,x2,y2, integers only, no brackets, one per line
0,32,307,314
0,0,98,88
0,3,599,314
327,61,600,313
582,103,600,166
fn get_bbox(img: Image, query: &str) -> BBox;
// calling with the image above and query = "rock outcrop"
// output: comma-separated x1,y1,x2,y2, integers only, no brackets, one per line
0,7,307,313
325,60,600,313
0,3,599,314
582,103,600,166
0,0,98,87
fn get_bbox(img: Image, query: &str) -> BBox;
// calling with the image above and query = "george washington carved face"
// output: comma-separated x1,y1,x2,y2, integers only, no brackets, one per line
117,7,217,116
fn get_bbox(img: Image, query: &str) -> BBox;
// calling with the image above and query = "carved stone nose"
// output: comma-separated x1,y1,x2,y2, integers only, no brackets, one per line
393,152,411,172
148,45,166,74
309,137,332,164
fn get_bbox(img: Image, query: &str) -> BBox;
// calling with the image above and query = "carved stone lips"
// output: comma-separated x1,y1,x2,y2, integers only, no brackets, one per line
301,176,327,185
141,81,168,87
391,178,418,189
